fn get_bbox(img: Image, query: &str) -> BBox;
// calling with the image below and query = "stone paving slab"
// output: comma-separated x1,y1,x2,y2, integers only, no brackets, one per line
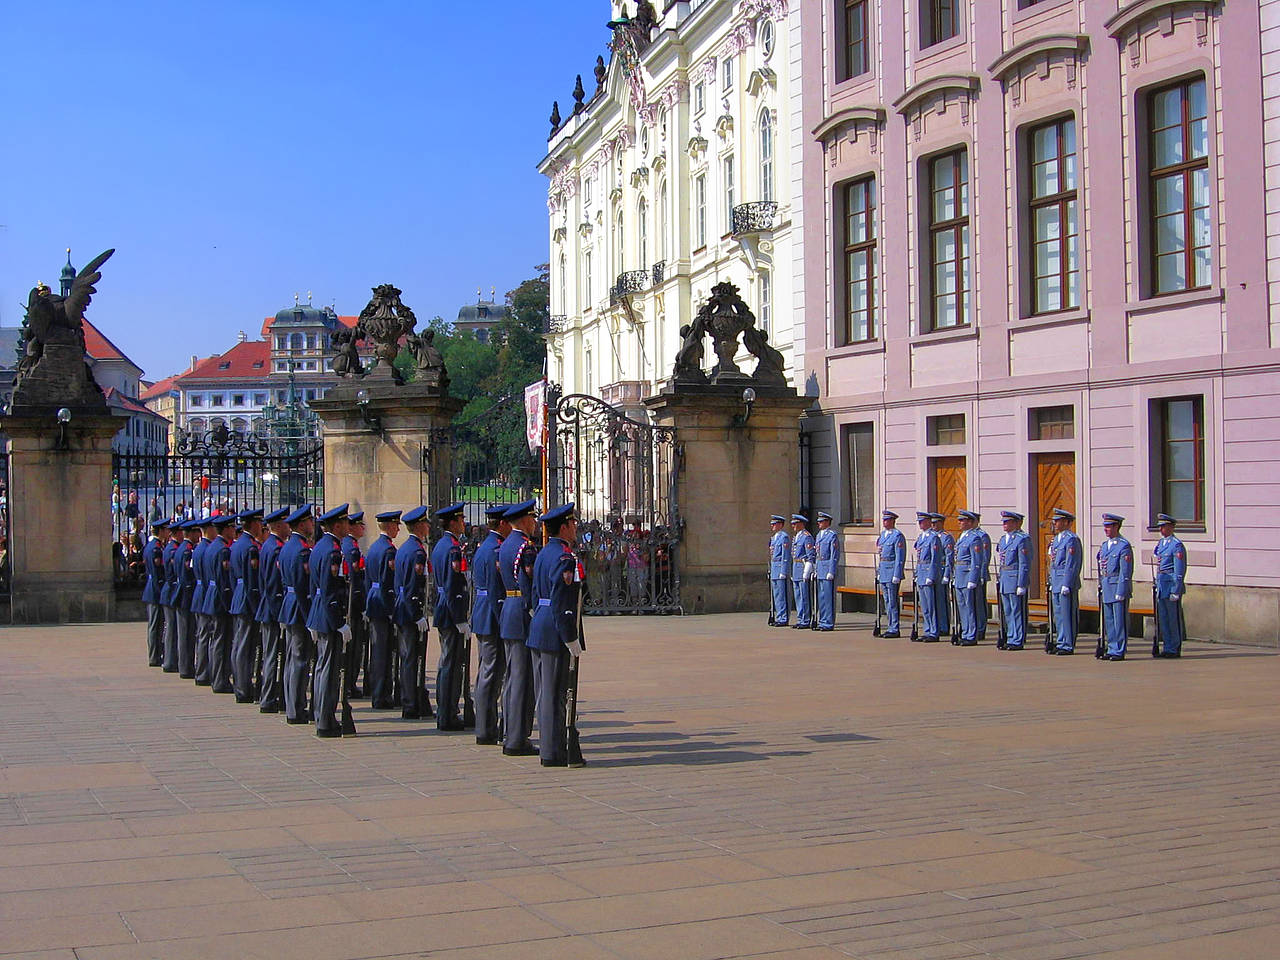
0,614,1277,959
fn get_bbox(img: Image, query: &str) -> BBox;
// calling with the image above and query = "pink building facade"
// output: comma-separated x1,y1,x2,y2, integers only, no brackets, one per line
799,0,1278,644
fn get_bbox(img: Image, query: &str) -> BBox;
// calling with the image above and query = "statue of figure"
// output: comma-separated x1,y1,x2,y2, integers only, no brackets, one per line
671,321,708,384
594,55,606,90
405,328,450,392
743,324,787,386
330,326,366,379
357,283,418,384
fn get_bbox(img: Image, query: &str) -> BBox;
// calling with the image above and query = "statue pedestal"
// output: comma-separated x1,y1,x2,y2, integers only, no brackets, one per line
645,383,810,614
311,382,462,532
0,411,124,623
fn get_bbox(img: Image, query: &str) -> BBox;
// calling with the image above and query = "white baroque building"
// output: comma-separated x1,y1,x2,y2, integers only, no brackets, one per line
539,0,801,416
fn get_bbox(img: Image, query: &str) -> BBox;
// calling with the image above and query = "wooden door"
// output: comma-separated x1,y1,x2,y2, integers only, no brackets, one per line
929,457,967,540
1031,452,1075,598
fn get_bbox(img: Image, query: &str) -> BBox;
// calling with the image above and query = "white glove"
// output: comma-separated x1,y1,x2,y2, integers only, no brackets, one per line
1060,586,1069,595
924,579,933,587
1170,594,1180,602
415,616,430,633
942,577,949,585
458,621,471,636
1016,587,1025,596
967,582,976,590
803,562,814,580
825,572,834,581
338,624,352,643
565,637,584,658
892,577,900,585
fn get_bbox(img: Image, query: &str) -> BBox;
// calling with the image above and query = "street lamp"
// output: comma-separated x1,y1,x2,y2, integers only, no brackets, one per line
55,407,72,450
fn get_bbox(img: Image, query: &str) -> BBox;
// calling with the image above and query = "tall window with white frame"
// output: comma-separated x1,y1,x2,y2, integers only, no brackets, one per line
722,56,734,93
723,154,735,229
695,173,708,248
759,271,771,335
615,210,625,273
558,253,566,314
584,345,593,396
583,250,592,310
1027,116,1079,314
1149,77,1211,295
657,180,668,261
841,0,870,81
638,199,648,269
842,176,877,344
927,148,970,330
759,109,774,202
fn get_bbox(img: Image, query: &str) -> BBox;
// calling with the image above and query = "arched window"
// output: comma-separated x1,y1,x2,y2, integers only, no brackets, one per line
583,251,593,308
289,332,304,351
759,108,774,202
657,180,668,261
615,209,625,271
188,417,206,434
230,417,249,435
638,199,648,268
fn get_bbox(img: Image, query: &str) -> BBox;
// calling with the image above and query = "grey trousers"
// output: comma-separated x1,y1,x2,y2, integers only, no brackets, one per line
312,630,340,733
193,613,212,684
502,638,535,749
146,603,164,665
396,622,424,714
367,617,394,707
473,633,505,741
176,608,195,677
231,614,258,700
345,615,366,697
532,646,569,764
284,624,312,722
210,614,233,693
162,605,179,672
258,620,282,710
436,624,464,728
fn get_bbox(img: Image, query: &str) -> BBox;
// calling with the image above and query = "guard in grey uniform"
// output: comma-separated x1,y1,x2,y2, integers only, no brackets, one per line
142,519,168,666
471,504,510,745
364,510,401,708
278,504,315,723
1153,514,1187,658
229,508,264,702
498,499,539,756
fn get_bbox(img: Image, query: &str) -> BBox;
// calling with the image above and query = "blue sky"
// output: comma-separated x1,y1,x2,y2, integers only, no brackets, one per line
0,0,607,380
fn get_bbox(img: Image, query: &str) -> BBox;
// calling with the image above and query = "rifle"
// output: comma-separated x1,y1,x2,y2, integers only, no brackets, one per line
910,562,919,642
1094,555,1106,659
950,582,961,644
996,584,1007,650
810,564,819,632
872,545,883,637
1150,560,1161,658
566,575,586,768
417,575,434,719
767,560,775,626
340,566,356,736
1044,539,1056,653
461,574,476,729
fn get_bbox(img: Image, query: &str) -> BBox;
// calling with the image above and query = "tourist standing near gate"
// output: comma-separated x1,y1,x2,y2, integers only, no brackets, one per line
498,499,539,757
1153,514,1187,658
814,511,841,631
471,504,509,745
528,503,583,768
364,510,401,709
431,503,470,732
279,504,314,722
876,511,906,638
768,515,790,626
255,507,289,713
393,506,431,720
1047,508,1083,655
996,511,1030,651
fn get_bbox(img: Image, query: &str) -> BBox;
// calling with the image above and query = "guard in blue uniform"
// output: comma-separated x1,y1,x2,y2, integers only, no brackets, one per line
528,503,584,767
974,514,993,643
498,500,539,756
229,508,264,703
931,513,954,636
1048,508,1083,654
159,521,183,672
876,511,906,637
278,504,314,723
814,511,841,631
340,511,367,698
1153,514,1187,657
1097,513,1134,660
176,520,199,678
364,510,401,709
254,507,289,713
432,502,470,731
393,506,432,720
142,519,169,666
201,514,237,693
768,516,790,626
790,514,816,628
913,512,940,642
953,510,982,646
306,504,351,736
190,517,215,685
471,504,510,745
996,510,1030,650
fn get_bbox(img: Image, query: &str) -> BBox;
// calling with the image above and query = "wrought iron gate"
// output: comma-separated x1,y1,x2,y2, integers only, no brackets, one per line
0,447,10,600
548,391,681,614
111,423,324,587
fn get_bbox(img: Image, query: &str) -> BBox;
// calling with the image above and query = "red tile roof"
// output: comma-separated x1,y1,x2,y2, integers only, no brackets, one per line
181,340,273,382
140,373,181,402
104,386,169,420
82,319,134,365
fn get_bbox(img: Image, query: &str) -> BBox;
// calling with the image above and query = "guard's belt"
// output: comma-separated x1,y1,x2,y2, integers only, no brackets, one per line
506,590,522,598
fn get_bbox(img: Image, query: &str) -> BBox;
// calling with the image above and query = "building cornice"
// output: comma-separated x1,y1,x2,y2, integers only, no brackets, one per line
1103,0,1217,41
812,106,886,143
891,74,980,116
987,34,1089,80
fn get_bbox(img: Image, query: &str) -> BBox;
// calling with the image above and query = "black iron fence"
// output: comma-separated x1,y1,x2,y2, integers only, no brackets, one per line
0,448,9,599
731,200,778,236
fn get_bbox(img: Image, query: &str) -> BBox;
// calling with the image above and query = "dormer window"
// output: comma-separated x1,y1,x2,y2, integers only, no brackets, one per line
218,361,231,370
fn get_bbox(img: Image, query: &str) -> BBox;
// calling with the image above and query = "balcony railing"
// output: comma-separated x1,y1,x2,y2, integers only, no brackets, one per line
609,269,649,305
652,260,667,285
731,201,778,236
546,314,567,334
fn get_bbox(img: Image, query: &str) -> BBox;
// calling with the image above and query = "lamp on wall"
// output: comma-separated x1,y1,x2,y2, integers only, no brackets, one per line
355,390,384,440
732,387,756,428
55,407,72,450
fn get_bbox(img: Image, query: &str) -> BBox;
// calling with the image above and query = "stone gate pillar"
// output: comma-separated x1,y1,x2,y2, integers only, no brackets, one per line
645,384,809,614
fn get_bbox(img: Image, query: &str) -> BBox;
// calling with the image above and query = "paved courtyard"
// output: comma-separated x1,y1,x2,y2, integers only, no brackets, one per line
0,613,1277,959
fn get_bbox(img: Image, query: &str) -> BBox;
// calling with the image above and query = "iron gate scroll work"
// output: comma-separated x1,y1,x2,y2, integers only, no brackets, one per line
111,423,324,587
550,392,682,615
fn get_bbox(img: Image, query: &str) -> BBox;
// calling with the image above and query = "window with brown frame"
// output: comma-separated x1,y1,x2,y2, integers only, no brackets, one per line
1027,117,1080,315
927,413,966,446
927,148,970,330
1148,77,1211,295
841,176,877,344
921,0,957,47
844,422,875,524
1150,396,1205,528
1029,405,1074,441
840,0,869,81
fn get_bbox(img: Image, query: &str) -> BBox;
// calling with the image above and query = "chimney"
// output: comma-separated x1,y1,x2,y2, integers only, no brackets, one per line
190,355,197,371
237,330,247,343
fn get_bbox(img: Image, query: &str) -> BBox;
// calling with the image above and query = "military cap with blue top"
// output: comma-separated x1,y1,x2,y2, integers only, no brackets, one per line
882,510,898,520
485,503,510,519
212,513,236,529
1000,510,1024,522
317,503,349,524
1101,513,1124,525
930,512,946,521
538,502,576,524
347,510,364,524
237,507,263,522
790,513,808,523
264,506,289,523
504,499,537,520
435,501,465,521
374,508,402,522
957,509,979,522
817,510,833,522
915,511,932,521
1157,513,1177,526
151,518,170,529
770,514,786,523
286,503,313,525
1052,508,1075,521
401,505,429,524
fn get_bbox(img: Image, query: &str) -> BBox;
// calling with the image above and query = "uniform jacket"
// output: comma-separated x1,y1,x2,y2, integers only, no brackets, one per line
160,539,180,606
954,529,983,588
142,537,164,605
305,532,347,633
1097,535,1134,603
431,531,469,628
200,536,233,616
1154,535,1187,598
976,529,993,583
527,537,580,653
190,537,211,613
790,529,816,581
913,529,941,584
936,530,956,582
1048,529,1084,592
997,530,1031,594
176,540,196,611
278,532,312,626
392,534,427,626
254,533,284,624
498,530,537,641
769,530,790,581
471,529,504,636
364,535,398,620
876,528,906,584
228,531,260,617
341,535,365,611
815,527,843,580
